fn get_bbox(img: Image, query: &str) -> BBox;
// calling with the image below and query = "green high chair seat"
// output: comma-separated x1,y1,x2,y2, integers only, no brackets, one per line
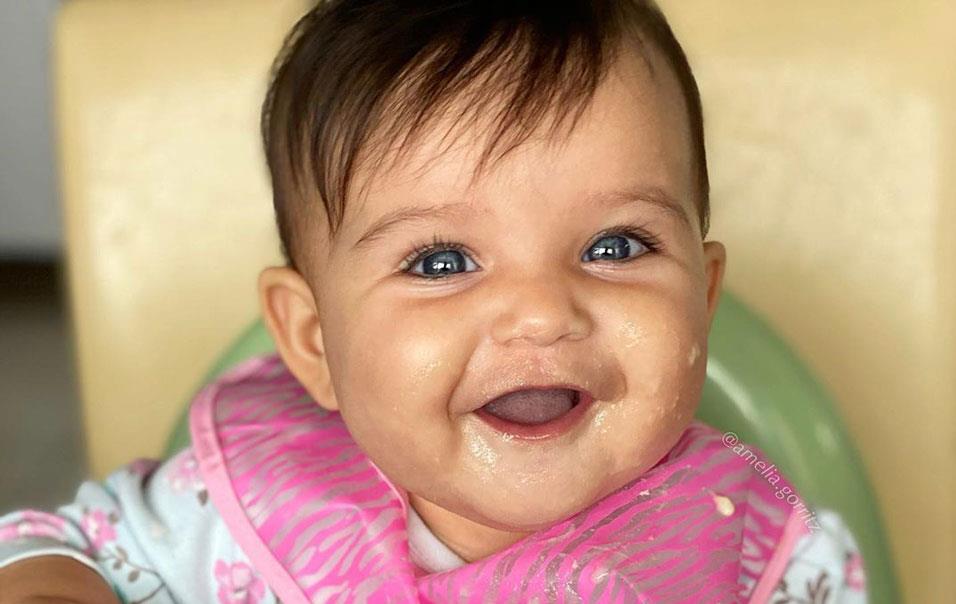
164,290,900,602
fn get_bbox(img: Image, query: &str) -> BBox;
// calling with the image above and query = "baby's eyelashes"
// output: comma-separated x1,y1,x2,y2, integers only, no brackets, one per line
399,223,661,280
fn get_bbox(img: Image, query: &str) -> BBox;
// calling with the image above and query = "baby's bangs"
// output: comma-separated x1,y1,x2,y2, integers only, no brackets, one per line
262,0,699,270
347,6,639,222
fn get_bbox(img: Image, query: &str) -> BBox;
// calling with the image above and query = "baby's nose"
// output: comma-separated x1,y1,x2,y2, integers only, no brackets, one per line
488,275,590,347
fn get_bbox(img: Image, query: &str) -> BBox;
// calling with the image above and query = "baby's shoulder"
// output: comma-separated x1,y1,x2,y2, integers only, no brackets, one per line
772,509,868,603
0,448,277,603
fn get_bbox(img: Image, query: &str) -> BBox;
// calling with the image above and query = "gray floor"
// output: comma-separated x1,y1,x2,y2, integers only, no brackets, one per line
0,260,87,511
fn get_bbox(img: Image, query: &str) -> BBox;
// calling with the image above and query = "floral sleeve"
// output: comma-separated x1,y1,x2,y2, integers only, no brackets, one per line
0,449,276,604
772,508,869,603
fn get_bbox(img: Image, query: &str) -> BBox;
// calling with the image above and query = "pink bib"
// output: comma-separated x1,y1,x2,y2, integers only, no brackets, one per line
190,354,809,603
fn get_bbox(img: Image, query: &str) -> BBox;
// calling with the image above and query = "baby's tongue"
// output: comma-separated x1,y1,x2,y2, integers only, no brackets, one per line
481,388,575,425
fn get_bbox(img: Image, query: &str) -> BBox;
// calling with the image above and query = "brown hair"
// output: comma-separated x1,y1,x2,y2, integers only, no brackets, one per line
261,0,709,272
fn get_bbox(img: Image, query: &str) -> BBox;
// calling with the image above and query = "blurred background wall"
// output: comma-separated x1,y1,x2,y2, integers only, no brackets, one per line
0,0,62,258
0,1,953,602
0,0,86,512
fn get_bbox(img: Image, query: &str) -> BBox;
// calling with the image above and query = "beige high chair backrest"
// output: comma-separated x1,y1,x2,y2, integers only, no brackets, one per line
55,1,954,601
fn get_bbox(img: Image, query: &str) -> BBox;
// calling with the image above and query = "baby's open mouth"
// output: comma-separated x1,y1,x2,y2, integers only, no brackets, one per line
479,388,580,426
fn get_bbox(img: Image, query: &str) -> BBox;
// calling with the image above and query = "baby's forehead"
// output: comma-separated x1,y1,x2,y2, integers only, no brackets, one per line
365,41,680,173
340,44,694,235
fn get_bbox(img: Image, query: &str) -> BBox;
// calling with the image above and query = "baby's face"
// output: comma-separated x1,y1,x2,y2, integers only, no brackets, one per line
264,42,724,559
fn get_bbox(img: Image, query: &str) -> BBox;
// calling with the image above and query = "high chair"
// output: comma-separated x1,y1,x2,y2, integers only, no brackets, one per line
55,0,956,602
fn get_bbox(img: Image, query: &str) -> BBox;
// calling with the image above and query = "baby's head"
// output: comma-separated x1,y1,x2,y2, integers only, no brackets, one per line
257,0,725,560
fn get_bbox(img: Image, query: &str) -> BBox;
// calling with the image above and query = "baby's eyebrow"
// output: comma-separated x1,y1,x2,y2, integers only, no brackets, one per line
349,184,690,253
589,185,691,228
351,200,478,253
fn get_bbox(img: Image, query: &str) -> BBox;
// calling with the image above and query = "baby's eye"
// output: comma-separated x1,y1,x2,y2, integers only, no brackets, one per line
400,226,660,280
581,228,657,263
402,242,480,279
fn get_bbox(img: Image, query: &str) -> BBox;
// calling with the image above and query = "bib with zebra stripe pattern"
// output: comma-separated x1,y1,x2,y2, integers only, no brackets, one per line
190,354,806,603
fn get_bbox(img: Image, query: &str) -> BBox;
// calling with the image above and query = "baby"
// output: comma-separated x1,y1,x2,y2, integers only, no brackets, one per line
0,0,868,602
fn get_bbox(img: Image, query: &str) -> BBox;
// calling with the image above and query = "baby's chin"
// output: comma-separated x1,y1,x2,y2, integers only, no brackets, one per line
455,460,653,534
456,421,691,525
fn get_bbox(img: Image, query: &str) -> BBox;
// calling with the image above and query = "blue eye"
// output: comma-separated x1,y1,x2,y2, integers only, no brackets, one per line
401,238,480,279
581,229,656,263
400,224,661,280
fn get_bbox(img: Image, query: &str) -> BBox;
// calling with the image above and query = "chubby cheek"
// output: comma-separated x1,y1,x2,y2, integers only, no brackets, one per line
592,276,710,484
323,298,468,487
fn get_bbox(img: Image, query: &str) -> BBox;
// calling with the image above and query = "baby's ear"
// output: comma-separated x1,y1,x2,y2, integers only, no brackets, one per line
257,266,340,411
701,240,727,329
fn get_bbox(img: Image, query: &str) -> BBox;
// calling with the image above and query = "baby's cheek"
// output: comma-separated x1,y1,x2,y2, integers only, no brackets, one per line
617,321,704,406
596,318,707,480
340,306,463,408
